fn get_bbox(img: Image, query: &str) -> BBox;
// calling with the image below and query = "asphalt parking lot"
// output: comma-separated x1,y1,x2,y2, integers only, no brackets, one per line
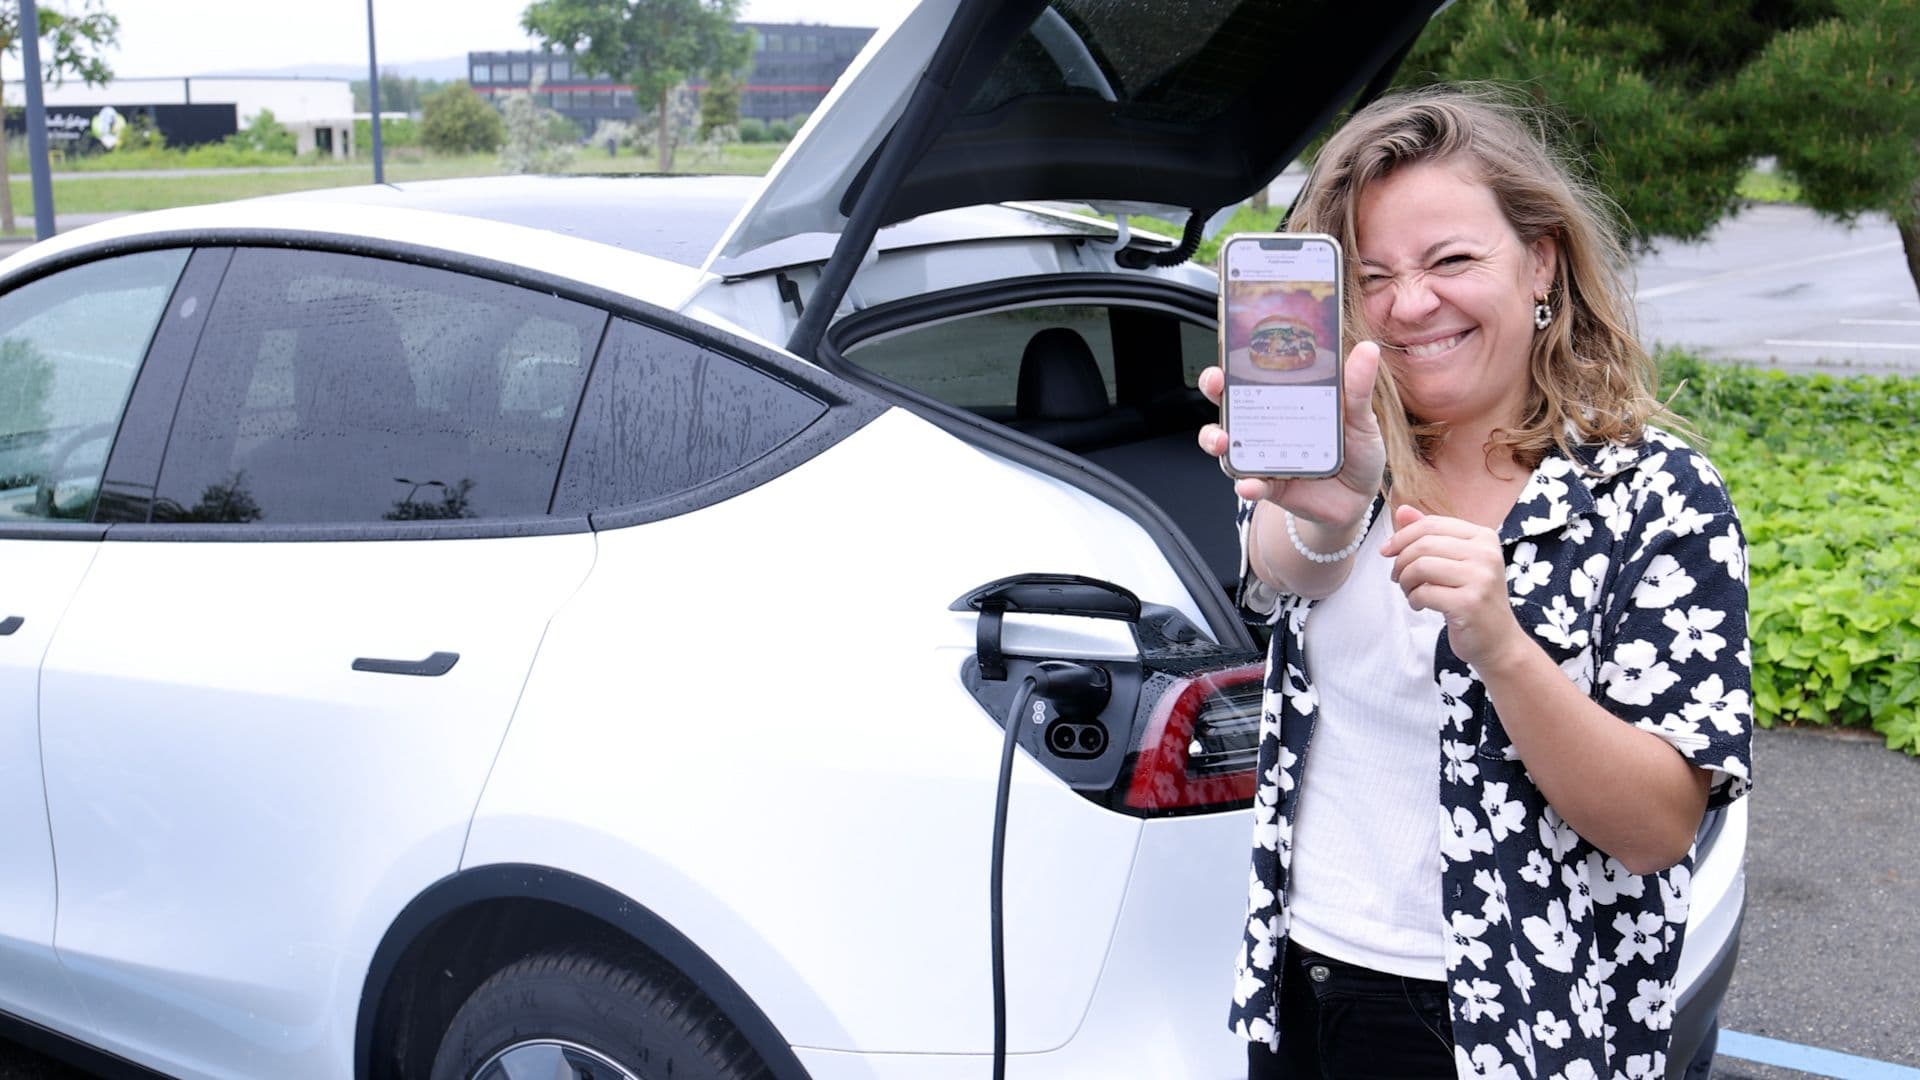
1712,727,1920,1080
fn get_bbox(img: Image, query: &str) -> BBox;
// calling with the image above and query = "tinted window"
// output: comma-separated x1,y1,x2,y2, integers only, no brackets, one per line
969,1,1329,124
0,250,187,522
554,319,825,513
153,249,604,525
844,303,1120,412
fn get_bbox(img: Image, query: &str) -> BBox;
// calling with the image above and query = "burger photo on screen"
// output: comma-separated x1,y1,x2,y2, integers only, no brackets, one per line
1247,315,1318,371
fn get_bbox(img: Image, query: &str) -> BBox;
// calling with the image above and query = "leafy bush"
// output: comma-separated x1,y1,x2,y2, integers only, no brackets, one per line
766,118,794,142
421,82,505,154
1661,353,1920,753
736,117,769,143
497,88,575,174
226,109,298,156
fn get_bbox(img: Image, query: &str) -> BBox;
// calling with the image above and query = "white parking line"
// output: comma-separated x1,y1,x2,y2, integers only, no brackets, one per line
1635,241,1904,300
1761,339,1920,351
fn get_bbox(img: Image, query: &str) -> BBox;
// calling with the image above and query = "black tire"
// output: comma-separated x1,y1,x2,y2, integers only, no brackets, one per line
428,948,772,1080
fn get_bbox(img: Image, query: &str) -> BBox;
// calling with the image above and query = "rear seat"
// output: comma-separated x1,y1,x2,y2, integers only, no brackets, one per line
1005,327,1241,593
1005,327,1148,450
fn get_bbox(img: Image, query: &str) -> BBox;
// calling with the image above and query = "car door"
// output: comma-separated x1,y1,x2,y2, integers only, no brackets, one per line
36,246,606,1079
0,249,189,1032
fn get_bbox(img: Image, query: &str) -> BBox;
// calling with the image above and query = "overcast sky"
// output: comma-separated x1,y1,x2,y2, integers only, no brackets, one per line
89,0,918,78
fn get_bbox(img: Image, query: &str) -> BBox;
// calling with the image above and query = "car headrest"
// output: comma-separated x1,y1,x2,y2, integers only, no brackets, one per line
1016,327,1108,421
290,297,418,432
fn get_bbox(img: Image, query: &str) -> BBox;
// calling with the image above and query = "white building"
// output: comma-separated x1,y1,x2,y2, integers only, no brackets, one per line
4,76,356,158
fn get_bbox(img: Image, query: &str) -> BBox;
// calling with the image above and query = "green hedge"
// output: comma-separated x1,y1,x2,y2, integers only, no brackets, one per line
1661,353,1920,753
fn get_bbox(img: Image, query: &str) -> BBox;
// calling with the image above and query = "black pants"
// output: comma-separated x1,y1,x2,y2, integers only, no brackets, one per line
1246,941,1455,1079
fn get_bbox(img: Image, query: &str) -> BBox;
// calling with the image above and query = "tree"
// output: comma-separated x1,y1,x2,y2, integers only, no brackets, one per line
1399,0,1920,294
1733,0,1920,286
521,0,751,171
420,81,505,154
498,77,576,174
0,0,119,233
698,69,740,139
352,71,447,115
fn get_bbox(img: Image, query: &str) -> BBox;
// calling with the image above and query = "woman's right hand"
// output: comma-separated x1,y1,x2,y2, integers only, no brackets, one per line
1196,340,1387,532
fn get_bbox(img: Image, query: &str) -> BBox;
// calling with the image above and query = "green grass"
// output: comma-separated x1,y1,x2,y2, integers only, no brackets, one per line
6,142,790,221
1737,169,1803,204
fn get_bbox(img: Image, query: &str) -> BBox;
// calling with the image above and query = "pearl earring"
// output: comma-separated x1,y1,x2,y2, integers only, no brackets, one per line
1533,296,1554,330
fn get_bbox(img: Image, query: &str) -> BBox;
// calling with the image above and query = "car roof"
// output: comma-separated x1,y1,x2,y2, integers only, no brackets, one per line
0,195,709,310
270,174,1152,277
0,175,1162,327
270,174,763,269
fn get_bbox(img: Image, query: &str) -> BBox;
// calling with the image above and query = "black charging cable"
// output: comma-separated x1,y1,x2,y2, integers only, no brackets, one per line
990,661,1110,1080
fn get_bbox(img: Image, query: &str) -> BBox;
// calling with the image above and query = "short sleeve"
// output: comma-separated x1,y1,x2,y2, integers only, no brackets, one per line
1595,498,1753,810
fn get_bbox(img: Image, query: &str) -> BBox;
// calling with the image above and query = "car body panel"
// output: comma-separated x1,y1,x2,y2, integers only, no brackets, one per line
37,533,595,1078
466,407,1211,1054
0,540,99,1033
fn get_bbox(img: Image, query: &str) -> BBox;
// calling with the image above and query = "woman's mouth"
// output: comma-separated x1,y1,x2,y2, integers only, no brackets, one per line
1394,329,1472,359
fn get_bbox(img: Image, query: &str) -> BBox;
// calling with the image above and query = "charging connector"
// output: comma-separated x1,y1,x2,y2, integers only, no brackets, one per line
990,661,1109,1080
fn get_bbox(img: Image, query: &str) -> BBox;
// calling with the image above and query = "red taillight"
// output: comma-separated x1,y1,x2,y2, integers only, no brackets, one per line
1122,662,1265,814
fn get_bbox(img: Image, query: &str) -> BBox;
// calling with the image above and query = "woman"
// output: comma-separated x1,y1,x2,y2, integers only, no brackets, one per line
1197,86,1753,1079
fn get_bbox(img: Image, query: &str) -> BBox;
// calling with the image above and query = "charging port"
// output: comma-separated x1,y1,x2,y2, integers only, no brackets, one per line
1045,720,1107,759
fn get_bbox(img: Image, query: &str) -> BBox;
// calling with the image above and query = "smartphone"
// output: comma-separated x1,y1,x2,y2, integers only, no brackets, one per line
1218,233,1344,478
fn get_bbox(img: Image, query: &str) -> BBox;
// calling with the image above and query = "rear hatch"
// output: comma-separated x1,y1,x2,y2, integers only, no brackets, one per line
707,0,1445,290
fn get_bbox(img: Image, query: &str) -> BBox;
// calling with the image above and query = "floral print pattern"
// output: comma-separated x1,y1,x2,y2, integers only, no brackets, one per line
1229,429,1753,1079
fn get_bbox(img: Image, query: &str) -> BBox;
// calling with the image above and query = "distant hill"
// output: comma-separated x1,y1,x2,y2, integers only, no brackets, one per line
202,56,472,82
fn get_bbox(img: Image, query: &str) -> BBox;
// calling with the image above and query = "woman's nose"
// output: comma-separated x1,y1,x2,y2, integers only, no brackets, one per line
1387,274,1440,323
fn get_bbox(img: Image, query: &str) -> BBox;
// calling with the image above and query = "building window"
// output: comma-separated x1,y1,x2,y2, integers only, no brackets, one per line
551,58,571,80
470,64,487,83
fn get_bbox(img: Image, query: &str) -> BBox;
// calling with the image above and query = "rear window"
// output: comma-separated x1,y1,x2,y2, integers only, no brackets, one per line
967,0,1335,124
848,304,1118,413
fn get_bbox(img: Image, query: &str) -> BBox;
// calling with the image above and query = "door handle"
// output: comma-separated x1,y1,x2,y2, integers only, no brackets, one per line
351,651,459,677
0,616,22,636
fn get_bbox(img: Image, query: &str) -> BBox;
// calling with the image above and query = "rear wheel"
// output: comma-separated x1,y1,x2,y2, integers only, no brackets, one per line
429,948,772,1080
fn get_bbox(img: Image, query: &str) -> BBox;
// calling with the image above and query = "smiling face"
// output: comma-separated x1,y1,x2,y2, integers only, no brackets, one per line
1354,157,1557,433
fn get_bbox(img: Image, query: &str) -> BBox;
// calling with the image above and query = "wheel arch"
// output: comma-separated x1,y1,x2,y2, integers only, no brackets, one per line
356,863,812,1080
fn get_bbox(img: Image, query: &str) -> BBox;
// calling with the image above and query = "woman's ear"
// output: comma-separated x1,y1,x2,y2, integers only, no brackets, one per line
1530,234,1560,296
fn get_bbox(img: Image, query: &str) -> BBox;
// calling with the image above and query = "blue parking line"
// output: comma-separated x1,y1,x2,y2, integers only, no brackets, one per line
1719,1030,1920,1079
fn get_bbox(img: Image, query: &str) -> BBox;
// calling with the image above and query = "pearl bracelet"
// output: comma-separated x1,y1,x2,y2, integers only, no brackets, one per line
1284,505,1374,564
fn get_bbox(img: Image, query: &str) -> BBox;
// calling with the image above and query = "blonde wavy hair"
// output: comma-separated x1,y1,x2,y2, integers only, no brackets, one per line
1285,84,1673,510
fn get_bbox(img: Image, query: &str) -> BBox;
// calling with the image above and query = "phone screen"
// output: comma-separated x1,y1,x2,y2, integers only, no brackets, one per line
1220,234,1343,477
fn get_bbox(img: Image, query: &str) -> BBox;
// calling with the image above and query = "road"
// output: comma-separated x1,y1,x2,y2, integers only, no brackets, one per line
1636,204,1919,373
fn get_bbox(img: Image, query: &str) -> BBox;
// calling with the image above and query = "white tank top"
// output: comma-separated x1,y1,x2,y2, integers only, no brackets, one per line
1287,513,1449,980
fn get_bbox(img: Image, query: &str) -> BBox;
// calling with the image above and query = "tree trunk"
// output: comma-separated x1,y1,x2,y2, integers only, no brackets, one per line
657,92,673,173
1,68,16,234
1901,173,1920,301
1899,213,1920,305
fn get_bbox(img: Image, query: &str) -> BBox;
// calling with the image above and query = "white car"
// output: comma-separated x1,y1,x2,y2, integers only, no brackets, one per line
0,2,1742,1078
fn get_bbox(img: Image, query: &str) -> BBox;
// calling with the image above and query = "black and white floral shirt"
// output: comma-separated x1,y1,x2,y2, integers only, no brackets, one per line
1228,428,1753,1080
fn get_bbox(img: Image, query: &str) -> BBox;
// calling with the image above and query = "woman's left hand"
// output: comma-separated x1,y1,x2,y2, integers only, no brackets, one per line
1380,504,1524,671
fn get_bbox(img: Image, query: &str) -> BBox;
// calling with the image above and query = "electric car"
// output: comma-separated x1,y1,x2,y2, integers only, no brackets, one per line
0,1,1744,1077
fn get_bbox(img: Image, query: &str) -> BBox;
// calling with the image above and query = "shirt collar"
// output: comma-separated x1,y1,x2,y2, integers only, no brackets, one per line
1498,436,1653,544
